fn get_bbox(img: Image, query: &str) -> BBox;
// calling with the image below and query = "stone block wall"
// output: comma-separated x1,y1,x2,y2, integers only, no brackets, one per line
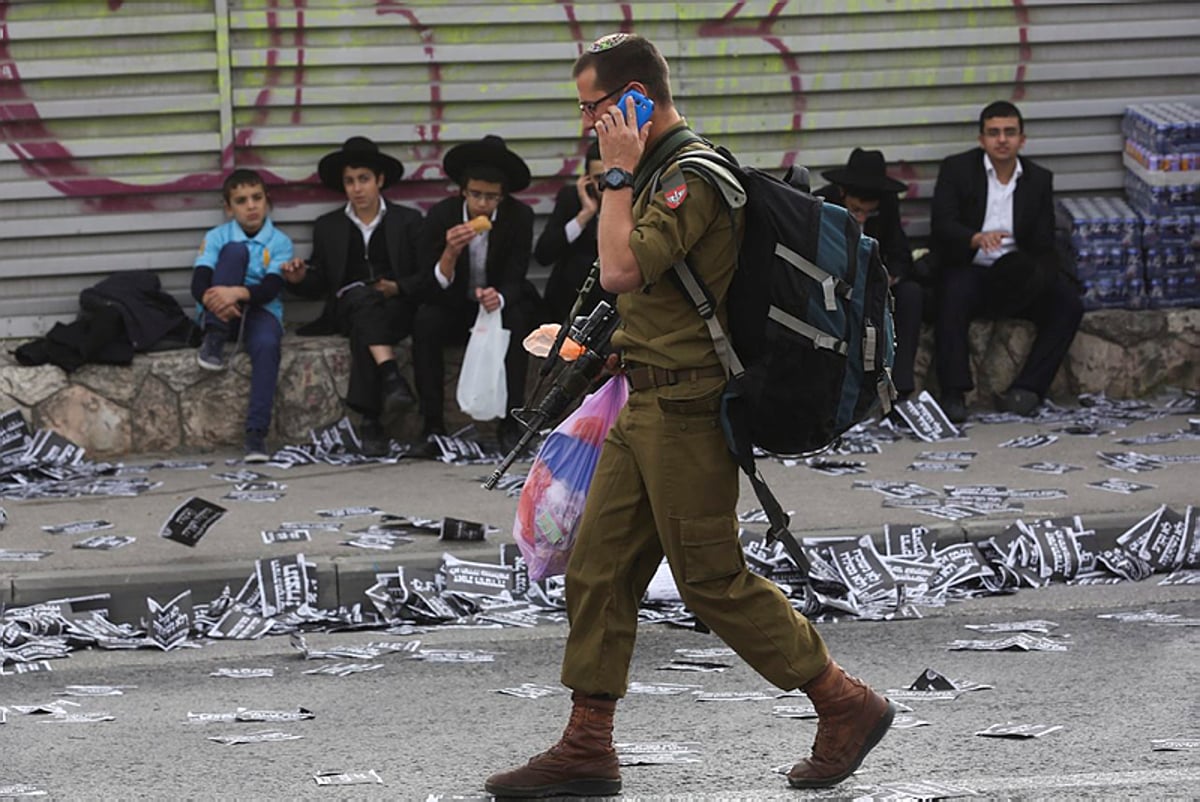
905,308,1199,405
1,308,1196,457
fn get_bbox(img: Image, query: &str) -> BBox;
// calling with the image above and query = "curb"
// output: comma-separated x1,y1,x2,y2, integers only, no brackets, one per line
4,512,1148,624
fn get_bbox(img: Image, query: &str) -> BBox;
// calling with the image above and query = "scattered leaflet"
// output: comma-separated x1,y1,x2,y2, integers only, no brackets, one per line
975,722,1062,738
159,497,227,547
851,780,979,799
616,742,702,766
73,535,135,550
948,633,1069,652
313,771,384,786
494,683,564,699
302,662,383,677
1151,738,1200,751
40,519,113,535
146,590,191,651
210,668,274,679
209,730,302,745
55,685,135,697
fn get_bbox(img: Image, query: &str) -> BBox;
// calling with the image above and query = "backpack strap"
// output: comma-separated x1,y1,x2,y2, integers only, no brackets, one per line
670,260,744,378
659,154,813,579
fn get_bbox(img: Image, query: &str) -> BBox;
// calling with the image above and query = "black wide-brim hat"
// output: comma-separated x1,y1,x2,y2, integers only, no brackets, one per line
821,147,907,194
443,134,531,193
317,136,405,192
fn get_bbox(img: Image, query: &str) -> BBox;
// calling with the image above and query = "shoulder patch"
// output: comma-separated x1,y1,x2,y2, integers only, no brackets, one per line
661,165,688,209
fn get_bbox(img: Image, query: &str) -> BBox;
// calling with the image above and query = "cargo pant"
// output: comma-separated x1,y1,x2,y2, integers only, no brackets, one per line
561,374,830,698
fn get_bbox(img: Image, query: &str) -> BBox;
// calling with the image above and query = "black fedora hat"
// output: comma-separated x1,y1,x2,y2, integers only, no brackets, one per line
317,136,405,192
821,148,906,194
443,134,531,193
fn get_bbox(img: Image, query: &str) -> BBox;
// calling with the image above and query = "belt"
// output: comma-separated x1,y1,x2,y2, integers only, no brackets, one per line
624,363,726,392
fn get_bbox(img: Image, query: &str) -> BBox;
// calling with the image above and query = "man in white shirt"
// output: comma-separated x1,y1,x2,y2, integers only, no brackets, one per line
930,101,1083,423
413,135,536,450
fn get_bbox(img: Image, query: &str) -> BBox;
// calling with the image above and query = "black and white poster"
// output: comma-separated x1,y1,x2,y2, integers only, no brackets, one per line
159,497,227,547
73,535,135,551
439,517,487,542
892,391,962,442
0,408,32,457
256,554,319,617
146,589,192,651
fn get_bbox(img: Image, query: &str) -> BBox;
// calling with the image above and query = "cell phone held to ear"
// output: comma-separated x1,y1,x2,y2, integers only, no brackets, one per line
618,89,655,130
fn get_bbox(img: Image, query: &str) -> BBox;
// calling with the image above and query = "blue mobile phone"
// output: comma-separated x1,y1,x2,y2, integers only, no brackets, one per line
618,89,655,130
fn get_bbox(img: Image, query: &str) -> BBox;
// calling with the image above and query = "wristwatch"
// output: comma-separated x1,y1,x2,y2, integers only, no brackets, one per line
601,167,635,191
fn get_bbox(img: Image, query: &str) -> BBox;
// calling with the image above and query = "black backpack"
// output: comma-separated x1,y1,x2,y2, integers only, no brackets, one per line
637,130,897,573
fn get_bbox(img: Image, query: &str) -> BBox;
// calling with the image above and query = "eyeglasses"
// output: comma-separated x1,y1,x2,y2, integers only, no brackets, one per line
466,189,503,204
587,33,633,53
983,126,1021,138
578,84,626,116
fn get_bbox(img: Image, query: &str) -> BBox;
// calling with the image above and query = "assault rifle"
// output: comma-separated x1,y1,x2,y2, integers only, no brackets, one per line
482,297,620,491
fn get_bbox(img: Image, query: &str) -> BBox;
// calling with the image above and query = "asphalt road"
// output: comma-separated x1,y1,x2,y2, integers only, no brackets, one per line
2,579,1197,800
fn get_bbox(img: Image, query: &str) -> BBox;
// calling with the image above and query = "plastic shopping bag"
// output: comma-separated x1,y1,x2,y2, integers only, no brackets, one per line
513,374,629,580
456,306,510,421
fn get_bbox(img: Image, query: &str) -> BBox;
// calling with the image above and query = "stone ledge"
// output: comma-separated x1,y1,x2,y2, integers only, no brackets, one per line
0,334,471,456
2,308,1196,457
908,307,1198,406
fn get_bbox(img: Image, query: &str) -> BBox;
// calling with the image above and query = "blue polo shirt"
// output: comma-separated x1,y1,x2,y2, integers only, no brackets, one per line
193,218,293,324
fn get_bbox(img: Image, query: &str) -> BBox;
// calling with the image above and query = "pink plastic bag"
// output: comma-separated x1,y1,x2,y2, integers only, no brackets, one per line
512,375,629,580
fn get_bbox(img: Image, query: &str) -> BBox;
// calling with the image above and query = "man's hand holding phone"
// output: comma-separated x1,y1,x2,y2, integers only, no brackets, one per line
594,88,654,169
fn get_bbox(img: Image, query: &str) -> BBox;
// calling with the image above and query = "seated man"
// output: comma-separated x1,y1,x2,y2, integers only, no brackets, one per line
931,100,1083,423
283,136,427,456
815,148,922,400
535,139,616,323
414,134,536,451
193,168,293,462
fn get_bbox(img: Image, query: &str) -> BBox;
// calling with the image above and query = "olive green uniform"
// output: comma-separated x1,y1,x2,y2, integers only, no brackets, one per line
561,124,830,698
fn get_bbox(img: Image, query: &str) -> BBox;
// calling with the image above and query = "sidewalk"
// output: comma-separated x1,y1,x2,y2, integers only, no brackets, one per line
2,402,1197,623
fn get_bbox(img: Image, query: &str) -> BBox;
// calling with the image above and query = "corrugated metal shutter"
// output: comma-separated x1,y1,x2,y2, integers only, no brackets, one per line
3,1,1198,337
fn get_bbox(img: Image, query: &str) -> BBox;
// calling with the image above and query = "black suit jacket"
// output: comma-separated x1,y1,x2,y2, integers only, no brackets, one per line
931,146,1055,269
422,194,534,308
534,184,615,322
289,200,427,331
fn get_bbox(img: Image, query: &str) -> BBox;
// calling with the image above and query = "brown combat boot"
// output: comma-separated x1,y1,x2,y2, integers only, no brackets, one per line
484,691,622,798
787,660,896,788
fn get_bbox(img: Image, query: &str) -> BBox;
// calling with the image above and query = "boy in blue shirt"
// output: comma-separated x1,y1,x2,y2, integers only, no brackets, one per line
192,168,294,462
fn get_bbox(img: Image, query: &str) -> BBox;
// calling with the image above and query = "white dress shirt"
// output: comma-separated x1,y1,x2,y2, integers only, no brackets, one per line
973,153,1023,267
433,202,503,308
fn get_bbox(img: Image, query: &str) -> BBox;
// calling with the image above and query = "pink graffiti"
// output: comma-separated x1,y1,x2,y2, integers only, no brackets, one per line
1,1,1035,213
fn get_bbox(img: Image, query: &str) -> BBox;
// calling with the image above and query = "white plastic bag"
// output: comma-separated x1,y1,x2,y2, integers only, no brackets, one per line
456,306,510,421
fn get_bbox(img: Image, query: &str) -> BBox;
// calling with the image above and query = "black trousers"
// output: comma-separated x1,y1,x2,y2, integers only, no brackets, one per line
336,285,416,417
412,299,532,427
935,253,1083,398
890,278,928,396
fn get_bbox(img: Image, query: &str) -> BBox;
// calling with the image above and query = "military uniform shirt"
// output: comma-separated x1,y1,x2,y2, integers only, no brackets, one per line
617,133,742,373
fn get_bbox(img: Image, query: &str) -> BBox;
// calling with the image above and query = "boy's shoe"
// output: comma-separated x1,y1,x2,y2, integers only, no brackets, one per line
358,417,390,458
197,332,228,371
940,391,967,424
244,430,270,463
995,387,1040,417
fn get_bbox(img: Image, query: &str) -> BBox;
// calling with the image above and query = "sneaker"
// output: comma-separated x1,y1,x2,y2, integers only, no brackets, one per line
244,430,270,463
197,332,227,371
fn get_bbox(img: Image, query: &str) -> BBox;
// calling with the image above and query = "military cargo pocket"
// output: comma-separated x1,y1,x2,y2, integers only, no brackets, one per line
675,514,744,584
656,382,723,417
